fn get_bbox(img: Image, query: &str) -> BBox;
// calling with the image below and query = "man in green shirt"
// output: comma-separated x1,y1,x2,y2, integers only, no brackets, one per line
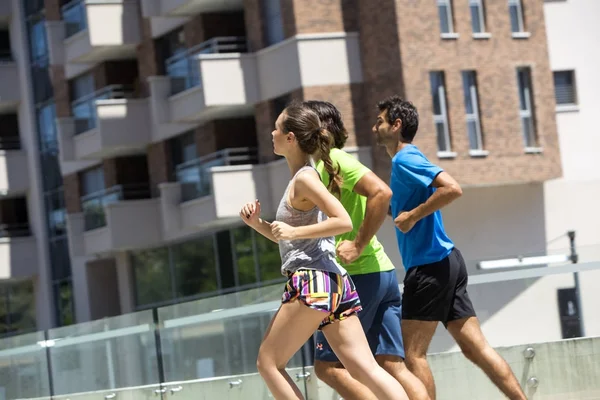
305,101,429,400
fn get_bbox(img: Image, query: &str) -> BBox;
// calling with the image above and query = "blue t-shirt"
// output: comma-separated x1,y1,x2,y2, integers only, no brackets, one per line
390,145,454,270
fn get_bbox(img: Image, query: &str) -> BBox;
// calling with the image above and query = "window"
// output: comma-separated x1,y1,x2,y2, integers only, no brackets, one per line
45,189,67,237
553,70,577,106
429,71,452,153
0,280,36,336
53,280,75,327
516,67,537,148
37,102,58,152
173,237,218,297
470,0,486,34
133,247,172,306
133,226,284,309
80,167,105,196
232,227,258,287
49,238,72,281
508,0,525,33
438,0,455,35
462,71,485,152
262,0,285,46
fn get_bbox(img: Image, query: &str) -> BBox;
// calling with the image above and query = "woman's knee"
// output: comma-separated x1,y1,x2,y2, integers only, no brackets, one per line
257,346,286,374
345,358,380,384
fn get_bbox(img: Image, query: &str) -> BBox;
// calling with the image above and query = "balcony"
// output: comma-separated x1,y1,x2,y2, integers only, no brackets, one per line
149,33,363,141
0,223,38,279
141,0,243,18
158,148,371,240
67,185,162,256
0,59,19,109
148,37,258,140
0,146,29,194
160,148,276,239
57,85,151,162
62,0,141,64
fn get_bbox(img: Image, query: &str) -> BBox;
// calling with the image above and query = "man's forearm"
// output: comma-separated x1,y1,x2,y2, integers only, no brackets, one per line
355,191,390,250
408,187,460,222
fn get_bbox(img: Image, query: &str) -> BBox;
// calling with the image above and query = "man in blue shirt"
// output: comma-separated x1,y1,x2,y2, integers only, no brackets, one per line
373,95,526,400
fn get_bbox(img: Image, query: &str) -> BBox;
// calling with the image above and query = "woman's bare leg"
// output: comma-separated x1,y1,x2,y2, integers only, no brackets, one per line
323,315,409,400
257,301,329,400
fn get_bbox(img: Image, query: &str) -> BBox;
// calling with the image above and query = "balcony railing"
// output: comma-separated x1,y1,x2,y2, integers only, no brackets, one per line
62,0,87,38
0,135,20,150
165,36,248,96
175,147,258,202
71,85,135,135
0,49,12,64
0,223,31,238
81,183,150,231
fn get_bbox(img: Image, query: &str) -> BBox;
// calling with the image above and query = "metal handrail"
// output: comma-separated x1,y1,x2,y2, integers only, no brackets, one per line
165,36,248,95
0,223,31,238
0,50,13,63
81,183,150,231
71,85,135,135
0,136,21,150
175,147,258,202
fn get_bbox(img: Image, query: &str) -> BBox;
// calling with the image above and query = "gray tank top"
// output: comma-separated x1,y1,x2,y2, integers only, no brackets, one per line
276,166,347,276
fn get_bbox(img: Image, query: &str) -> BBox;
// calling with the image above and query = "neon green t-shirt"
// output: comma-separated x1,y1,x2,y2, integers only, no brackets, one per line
316,148,395,275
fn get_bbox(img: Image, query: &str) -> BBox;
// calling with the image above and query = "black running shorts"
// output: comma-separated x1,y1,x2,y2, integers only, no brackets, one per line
402,248,476,326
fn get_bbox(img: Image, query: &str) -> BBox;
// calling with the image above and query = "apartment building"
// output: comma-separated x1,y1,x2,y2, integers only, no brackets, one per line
1,0,597,352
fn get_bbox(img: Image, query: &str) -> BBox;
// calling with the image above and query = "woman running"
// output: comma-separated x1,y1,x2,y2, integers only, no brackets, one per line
240,102,408,400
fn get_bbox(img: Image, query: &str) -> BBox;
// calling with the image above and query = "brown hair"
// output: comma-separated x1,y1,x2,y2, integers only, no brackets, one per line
281,102,342,197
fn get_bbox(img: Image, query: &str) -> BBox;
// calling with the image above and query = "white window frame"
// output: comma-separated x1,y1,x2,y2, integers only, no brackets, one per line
516,67,538,149
430,72,453,156
438,0,455,35
470,0,486,34
462,71,486,154
508,0,525,33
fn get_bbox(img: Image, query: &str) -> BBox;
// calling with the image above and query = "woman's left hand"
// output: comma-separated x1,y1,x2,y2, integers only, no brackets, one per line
271,221,297,241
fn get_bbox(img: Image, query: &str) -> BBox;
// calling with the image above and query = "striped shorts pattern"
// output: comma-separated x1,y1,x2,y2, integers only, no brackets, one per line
282,269,362,329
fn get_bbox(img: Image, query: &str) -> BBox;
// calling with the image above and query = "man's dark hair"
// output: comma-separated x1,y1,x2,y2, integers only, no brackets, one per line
303,100,349,149
377,95,419,143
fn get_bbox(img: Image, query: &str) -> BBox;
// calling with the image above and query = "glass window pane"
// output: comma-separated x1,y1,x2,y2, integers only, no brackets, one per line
430,72,444,115
256,232,282,282
262,0,285,46
49,238,72,281
0,288,7,335
471,5,482,33
37,103,58,152
462,72,475,114
132,248,173,306
45,190,67,237
7,281,36,334
438,5,450,34
517,69,529,110
554,71,576,105
173,237,218,298
436,122,449,152
216,231,235,290
509,4,520,32
521,116,535,147
232,226,257,286
467,120,480,150
81,167,105,195
54,281,75,326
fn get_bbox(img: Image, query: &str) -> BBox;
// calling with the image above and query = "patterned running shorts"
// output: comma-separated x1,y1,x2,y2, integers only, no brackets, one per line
282,268,363,329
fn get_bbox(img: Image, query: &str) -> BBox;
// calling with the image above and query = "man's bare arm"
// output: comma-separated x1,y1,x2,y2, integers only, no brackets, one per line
352,171,393,250
407,171,462,223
